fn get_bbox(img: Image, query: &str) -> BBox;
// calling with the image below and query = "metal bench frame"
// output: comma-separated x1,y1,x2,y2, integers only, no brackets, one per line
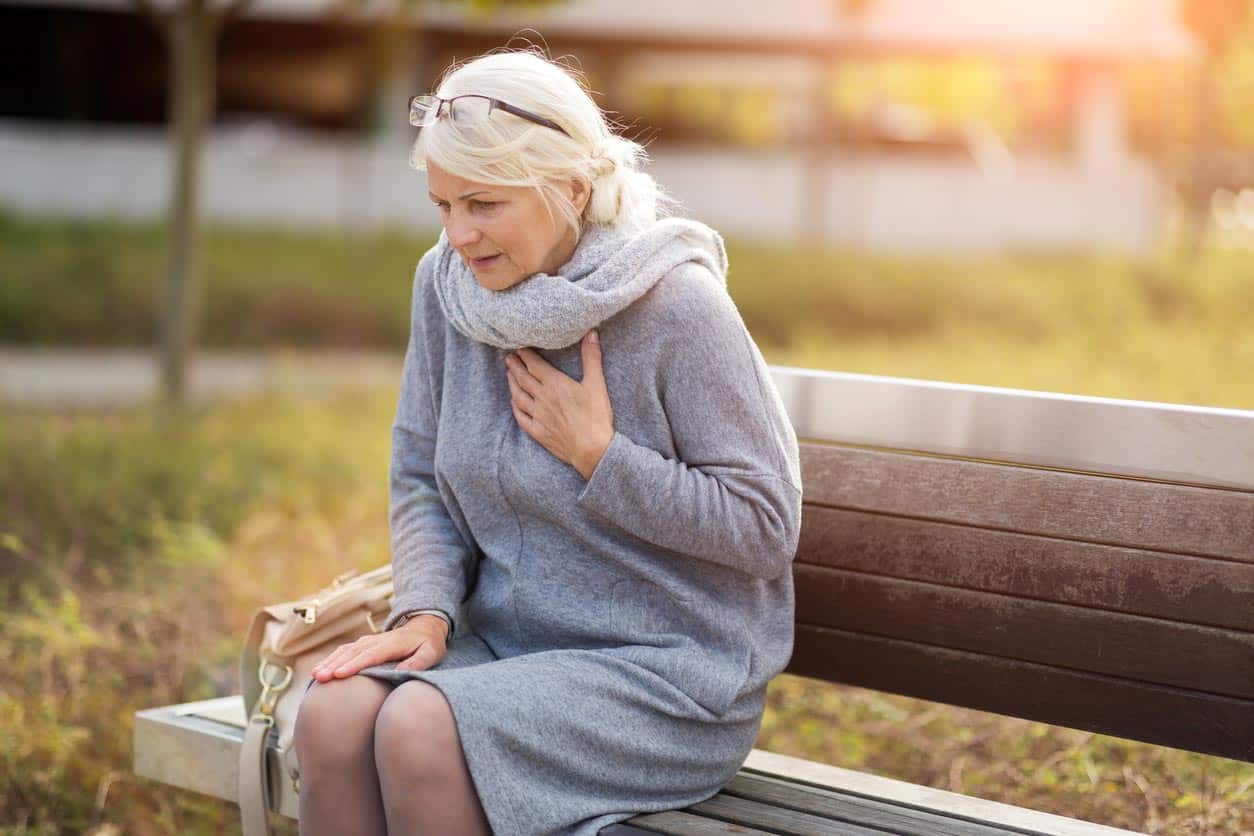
133,366,1254,833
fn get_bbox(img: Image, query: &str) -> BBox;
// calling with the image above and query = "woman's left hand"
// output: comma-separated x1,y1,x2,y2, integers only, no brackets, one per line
506,330,614,480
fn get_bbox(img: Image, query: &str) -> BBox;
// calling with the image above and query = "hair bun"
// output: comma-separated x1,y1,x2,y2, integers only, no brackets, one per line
599,135,635,170
590,152,617,180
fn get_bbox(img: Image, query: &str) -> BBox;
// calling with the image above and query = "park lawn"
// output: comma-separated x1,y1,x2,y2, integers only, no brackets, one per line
776,321,1254,410
1,211,1251,832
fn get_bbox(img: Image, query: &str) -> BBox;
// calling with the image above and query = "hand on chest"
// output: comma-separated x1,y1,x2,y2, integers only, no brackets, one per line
435,336,672,511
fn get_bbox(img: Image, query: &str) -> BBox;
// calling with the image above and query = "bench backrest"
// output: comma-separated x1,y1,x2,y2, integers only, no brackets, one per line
772,367,1254,763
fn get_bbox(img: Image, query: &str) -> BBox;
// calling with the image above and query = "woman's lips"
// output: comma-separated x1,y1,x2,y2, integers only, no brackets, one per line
471,254,501,267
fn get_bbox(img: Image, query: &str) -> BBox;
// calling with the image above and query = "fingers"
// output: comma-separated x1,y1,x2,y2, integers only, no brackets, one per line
580,330,605,388
506,363,537,416
311,642,356,681
505,353,544,396
310,637,387,681
513,347,554,383
510,393,538,440
311,650,365,681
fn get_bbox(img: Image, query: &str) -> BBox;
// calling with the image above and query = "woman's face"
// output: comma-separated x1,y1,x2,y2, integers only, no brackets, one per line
426,160,590,291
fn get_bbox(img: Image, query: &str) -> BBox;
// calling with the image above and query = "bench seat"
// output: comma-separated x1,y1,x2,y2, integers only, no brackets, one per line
134,695,1141,835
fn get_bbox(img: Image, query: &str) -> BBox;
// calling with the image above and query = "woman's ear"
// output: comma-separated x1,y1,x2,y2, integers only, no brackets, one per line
570,175,592,215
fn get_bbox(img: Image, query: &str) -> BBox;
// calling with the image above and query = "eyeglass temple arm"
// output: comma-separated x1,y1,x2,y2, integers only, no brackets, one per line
492,99,571,137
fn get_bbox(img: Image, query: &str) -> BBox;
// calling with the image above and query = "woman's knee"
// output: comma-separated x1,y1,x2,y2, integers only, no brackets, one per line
294,675,392,767
373,681,461,776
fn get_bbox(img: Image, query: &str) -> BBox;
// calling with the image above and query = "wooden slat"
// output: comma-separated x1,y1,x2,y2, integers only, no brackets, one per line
772,366,1254,491
787,624,1254,762
796,506,1254,632
799,444,1254,562
720,774,1023,836
794,565,1254,699
688,794,890,835
616,809,778,835
740,749,1143,835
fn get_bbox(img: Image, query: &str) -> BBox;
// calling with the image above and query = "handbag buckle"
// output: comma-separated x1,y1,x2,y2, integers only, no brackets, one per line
257,659,294,717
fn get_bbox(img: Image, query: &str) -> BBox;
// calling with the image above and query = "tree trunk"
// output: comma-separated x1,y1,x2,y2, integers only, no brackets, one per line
160,0,217,404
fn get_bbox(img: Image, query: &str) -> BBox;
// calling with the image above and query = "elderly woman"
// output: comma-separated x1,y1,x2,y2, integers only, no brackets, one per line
293,48,802,836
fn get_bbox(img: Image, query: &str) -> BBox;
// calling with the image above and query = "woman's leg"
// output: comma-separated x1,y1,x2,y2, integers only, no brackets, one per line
293,675,393,836
373,680,492,836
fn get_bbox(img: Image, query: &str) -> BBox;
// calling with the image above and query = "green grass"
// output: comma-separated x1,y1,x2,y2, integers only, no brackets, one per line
0,209,423,348
1,209,1251,833
730,244,1254,410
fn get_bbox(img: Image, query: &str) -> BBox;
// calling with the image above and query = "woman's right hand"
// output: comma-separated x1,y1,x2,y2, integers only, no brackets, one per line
310,615,449,682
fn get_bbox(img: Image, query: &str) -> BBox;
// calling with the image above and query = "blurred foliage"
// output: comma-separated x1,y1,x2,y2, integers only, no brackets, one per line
1124,33,1254,172
1,393,393,834
625,43,1254,157
625,57,1046,149
1180,0,1253,54
828,55,1043,142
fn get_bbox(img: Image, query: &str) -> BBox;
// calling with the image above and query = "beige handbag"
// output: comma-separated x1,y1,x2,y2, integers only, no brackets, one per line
237,564,395,836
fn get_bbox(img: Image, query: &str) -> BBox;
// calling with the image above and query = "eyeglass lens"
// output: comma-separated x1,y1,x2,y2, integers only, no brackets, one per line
411,95,496,127
448,97,493,124
409,96,438,126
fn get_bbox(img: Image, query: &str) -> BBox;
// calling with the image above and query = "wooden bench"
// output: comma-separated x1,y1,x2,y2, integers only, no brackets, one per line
134,366,1254,834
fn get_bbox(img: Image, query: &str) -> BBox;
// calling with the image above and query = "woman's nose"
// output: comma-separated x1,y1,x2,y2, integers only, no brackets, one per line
445,214,482,249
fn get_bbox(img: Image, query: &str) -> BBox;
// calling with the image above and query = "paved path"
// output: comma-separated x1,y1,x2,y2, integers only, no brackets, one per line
0,348,404,408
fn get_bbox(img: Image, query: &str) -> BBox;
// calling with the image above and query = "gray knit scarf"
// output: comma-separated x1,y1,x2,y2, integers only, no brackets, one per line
431,217,729,350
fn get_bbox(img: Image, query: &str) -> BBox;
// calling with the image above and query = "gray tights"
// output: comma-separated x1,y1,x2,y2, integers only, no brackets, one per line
293,675,493,836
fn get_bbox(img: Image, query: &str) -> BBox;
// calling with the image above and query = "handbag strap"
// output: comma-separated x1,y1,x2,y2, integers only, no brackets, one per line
236,562,392,834
240,714,275,836
239,657,292,836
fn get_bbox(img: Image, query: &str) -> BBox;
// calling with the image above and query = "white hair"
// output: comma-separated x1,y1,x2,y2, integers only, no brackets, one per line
410,47,679,239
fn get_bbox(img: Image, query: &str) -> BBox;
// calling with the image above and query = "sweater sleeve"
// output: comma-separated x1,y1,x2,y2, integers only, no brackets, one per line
575,265,802,580
384,256,478,632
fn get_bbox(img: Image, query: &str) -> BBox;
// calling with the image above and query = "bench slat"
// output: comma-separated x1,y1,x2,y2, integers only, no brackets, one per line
688,794,890,835
740,749,1143,835
720,773,1023,836
795,564,1254,699
797,506,1254,632
606,810,777,834
799,445,1254,562
788,624,1254,762
774,367,1254,491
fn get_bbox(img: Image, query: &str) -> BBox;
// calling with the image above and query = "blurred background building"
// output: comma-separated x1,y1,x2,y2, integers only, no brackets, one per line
3,0,1248,253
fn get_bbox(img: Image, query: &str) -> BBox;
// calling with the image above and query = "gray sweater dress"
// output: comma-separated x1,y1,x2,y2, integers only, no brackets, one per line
354,217,803,835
